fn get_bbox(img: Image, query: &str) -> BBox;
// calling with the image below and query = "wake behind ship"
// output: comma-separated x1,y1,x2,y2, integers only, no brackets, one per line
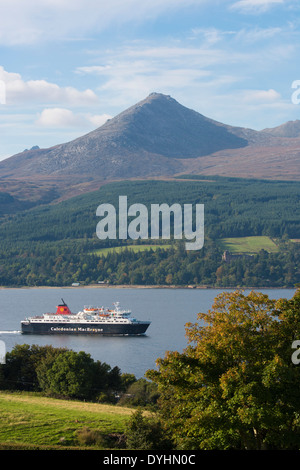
21,299,151,335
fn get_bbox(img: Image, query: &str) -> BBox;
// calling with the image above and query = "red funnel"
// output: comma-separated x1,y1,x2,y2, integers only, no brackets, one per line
55,299,72,315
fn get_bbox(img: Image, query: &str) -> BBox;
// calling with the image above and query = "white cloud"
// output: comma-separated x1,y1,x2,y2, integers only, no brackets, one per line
73,26,299,121
0,0,205,45
0,66,98,105
242,88,281,103
76,41,244,107
230,0,284,13
36,107,111,128
201,87,295,130
88,114,111,127
36,108,84,128
234,26,283,43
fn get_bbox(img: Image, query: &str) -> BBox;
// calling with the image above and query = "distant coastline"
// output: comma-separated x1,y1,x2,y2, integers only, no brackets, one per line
0,284,295,290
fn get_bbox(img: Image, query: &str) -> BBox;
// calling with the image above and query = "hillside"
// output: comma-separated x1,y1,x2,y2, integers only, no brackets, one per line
0,391,133,450
1,177,299,243
0,177,298,288
0,93,300,208
262,120,300,138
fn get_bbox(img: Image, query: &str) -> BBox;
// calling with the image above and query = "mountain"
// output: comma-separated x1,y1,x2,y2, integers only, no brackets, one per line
0,93,252,179
262,120,300,138
0,92,300,206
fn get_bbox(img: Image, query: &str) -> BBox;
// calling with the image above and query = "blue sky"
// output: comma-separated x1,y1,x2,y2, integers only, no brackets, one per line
0,0,300,160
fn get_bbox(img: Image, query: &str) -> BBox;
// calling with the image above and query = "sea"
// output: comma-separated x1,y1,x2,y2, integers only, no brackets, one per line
0,287,296,378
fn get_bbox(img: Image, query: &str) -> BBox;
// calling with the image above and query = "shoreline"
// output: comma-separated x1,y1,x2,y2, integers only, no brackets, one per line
0,284,296,290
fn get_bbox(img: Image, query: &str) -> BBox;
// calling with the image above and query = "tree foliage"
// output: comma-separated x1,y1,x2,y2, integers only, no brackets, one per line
147,289,300,450
0,238,298,287
125,409,172,450
0,344,123,401
118,378,159,408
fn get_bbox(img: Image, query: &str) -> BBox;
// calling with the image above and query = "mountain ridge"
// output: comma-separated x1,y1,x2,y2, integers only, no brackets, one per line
0,92,251,178
262,119,300,138
0,92,300,205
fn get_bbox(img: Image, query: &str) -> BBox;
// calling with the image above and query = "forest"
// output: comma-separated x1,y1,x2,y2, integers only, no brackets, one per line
0,176,299,287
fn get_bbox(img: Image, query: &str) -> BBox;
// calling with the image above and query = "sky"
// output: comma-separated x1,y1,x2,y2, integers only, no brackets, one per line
0,0,300,160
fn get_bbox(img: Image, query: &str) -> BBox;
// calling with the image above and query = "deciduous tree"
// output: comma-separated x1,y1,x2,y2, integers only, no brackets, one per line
147,289,300,450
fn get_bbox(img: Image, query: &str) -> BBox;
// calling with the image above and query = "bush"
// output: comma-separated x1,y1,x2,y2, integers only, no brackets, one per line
76,427,125,448
76,427,105,447
125,409,172,450
118,378,159,408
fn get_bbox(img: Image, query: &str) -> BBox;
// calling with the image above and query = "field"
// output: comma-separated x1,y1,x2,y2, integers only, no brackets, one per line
93,238,280,257
91,244,172,257
219,236,279,254
0,391,137,450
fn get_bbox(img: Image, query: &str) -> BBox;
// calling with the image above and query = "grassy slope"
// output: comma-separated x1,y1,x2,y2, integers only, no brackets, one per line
91,244,173,257
0,391,136,449
92,237,280,257
218,236,279,254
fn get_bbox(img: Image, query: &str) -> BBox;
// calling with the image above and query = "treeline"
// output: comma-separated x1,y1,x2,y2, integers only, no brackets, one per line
0,344,122,401
0,344,158,408
0,237,299,287
0,177,299,242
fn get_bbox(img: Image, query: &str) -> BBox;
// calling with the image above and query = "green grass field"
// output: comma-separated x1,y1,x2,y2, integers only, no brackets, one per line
91,244,173,257
0,391,137,450
93,238,279,257
218,236,279,254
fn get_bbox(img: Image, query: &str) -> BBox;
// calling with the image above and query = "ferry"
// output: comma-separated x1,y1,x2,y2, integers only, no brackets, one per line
21,299,151,335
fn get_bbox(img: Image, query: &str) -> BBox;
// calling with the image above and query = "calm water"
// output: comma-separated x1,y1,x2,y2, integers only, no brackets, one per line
0,287,296,378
